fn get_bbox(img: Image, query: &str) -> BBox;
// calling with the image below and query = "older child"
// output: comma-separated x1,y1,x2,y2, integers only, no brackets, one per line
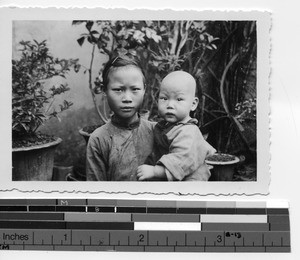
86,55,155,181
137,71,215,181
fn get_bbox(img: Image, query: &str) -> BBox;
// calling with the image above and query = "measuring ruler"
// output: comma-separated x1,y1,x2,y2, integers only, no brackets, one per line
0,199,290,252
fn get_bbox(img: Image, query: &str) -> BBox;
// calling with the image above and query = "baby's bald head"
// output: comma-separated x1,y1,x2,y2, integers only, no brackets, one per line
158,71,199,123
161,71,197,97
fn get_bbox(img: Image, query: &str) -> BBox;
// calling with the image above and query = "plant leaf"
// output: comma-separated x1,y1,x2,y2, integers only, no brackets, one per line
90,30,99,35
86,21,94,31
77,36,85,46
72,20,86,25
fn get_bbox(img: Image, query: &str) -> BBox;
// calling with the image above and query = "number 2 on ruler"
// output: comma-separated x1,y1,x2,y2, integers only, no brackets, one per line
139,234,145,243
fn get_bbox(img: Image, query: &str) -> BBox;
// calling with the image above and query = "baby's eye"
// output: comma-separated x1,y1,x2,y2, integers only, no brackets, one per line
177,98,184,101
112,88,122,92
132,87,141,92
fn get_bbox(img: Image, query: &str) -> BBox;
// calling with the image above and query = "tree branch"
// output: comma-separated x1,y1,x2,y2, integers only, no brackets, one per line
89,44,108,123
220,52,255,152
170,21,179,55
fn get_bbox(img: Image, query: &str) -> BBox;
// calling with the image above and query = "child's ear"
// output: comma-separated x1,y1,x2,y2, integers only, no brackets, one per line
191,97,199,111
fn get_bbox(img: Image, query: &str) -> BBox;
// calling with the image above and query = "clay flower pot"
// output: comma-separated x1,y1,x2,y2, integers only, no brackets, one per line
12,138,62,181
79,124,102,144
79,128,92,144
52,165,74,181
205,153,240,181
139,109,150,120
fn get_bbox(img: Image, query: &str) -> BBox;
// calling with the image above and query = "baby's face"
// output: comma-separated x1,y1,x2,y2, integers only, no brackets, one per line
106,66,145,123
158,75,198,124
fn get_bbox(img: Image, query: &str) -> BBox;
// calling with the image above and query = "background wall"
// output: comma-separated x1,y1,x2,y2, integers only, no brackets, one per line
13,20,105,111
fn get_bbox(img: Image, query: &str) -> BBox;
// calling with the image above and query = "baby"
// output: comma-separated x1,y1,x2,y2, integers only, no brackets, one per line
137,71,215,181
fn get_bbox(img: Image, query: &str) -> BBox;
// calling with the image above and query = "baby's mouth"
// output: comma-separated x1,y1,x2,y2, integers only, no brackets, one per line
165,112,175,116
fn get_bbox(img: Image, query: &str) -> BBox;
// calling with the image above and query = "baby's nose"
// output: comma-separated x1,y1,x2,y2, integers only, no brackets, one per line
167,100,175,108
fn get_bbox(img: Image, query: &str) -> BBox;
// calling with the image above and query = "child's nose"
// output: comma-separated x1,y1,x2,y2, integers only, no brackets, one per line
122,91,133,102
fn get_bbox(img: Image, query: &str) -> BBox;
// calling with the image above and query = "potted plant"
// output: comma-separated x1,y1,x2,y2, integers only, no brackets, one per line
205,153,240,181
12,40,79,181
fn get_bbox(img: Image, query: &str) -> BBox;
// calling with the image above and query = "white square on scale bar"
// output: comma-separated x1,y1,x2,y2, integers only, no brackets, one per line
134,222,201,231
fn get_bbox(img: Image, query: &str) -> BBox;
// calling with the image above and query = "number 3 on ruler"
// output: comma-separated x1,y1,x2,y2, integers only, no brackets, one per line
217,235,222,243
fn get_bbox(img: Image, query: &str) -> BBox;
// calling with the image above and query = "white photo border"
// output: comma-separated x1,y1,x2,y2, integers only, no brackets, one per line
0,8,271,196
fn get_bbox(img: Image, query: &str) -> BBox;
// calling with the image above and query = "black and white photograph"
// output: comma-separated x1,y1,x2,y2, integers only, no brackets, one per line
1,8,270,194
1,1,300,259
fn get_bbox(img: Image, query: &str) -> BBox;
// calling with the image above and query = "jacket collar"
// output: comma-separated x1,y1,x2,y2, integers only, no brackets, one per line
111,114,141,130
157,118,198,129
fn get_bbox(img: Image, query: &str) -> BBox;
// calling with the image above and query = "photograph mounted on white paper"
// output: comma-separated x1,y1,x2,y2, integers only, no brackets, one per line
0,8,270,195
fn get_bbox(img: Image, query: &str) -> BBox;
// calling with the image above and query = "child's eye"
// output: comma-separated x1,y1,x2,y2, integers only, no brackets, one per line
112,88,122,92
159,96,167,100
177,98,184,101
132,87,141,92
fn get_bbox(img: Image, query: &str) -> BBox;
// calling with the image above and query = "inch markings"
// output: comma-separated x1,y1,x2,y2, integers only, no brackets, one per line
0,199,291,252
0,229,291,252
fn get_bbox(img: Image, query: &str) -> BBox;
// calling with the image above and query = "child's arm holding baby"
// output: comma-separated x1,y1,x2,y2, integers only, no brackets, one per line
137,139,215,181
137,164,166,181
137,125,216,181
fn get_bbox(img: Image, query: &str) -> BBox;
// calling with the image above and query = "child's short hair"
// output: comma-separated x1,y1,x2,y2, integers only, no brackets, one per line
101,53,146,91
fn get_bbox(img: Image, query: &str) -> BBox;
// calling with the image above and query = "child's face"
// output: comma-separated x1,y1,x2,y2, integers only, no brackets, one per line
158,76,198,124
106,66,145,122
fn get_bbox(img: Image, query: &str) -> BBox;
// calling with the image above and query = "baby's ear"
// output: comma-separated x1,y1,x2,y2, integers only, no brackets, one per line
191,97,199,111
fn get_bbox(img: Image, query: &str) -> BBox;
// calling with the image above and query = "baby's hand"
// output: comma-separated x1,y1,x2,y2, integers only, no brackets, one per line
137,165,155,181
205,141,217,157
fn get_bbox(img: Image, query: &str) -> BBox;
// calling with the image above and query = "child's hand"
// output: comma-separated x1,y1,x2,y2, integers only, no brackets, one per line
137,165,155,181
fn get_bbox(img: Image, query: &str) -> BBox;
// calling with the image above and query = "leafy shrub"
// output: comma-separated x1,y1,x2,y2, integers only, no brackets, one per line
235,98,256,123
12,40,79,139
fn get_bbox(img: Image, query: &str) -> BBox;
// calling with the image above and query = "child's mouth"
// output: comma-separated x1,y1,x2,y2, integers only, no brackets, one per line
120,107,134,112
